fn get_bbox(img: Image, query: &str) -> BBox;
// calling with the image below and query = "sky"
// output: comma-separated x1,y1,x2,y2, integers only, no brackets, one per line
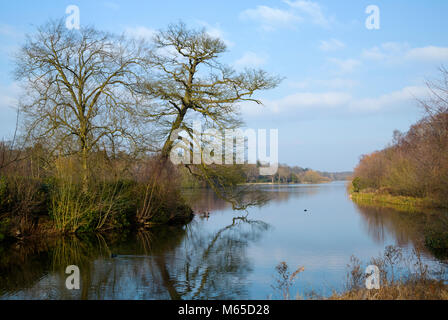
1,0,448,172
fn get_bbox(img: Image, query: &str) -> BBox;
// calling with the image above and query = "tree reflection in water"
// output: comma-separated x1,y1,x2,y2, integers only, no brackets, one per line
183,184,320,214
0,215,270,300
354,203,448,259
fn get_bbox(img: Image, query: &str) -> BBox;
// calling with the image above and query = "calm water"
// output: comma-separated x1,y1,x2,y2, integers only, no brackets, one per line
1,181,447,299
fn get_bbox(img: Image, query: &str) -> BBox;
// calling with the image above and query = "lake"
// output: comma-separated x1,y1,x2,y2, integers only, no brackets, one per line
1,181,447,299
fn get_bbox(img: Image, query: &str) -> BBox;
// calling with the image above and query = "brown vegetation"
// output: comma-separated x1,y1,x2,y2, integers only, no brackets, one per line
329,246,448,300
352,67,448,209
242,163,333,184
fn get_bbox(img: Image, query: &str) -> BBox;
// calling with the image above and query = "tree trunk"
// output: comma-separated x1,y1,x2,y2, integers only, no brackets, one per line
161,108,188,160
81,144,89,193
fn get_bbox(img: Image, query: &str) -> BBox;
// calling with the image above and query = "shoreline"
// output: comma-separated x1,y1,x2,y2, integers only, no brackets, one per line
242,180,347,186
349,190,445,213
0,207,194,244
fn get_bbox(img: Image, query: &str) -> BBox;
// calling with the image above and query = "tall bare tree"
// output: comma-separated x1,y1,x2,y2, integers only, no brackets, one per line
15,20,150,189
140,22,281,209
142,22,281,160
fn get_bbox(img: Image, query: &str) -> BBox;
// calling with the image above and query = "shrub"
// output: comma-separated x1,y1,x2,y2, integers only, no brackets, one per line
352,177,362,192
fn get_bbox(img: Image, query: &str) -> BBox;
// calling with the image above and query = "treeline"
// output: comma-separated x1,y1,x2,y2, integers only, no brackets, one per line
318,171,353,181
242,164,351,184
352,68,448,208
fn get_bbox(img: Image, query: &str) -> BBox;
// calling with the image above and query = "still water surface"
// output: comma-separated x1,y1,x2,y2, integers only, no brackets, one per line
1,182,446,299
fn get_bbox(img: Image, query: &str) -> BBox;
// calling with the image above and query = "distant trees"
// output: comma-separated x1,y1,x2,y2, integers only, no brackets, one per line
352,67,448,207
302,170,327,184
242,164,332,184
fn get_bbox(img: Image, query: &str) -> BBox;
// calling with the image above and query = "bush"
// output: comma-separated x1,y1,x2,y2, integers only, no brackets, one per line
133,158,194,227
50,179,136,233
425,229,448,254
352,177,362,192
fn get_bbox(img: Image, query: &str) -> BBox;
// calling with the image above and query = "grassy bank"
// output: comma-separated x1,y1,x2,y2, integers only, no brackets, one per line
243,180,333,186
349,190,441,213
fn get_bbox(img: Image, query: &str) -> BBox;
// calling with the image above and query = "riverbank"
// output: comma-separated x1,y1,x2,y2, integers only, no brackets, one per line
0,205,194,244
328,280,448,300
0,175,194,243
349,191,443,213
243,180,337,186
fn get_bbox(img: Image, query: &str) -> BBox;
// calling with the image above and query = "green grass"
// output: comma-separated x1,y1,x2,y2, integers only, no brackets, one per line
349,190,441,213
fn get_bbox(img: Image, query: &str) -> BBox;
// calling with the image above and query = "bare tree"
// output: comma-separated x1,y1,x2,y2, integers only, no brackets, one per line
142,22,281,159
140,22,281,209
422,65,448,117
15,20,150,190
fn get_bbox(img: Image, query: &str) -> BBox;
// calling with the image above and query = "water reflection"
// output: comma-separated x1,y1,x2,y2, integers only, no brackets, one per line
183,184,320,213
0,215,269,299
355,203,448,260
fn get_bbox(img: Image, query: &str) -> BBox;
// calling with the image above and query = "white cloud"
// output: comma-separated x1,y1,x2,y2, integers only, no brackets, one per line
362,46,386,61
348,86,427,111
0,25,16,37
406,46,448,62
319,78,358,89
241,91,352,116
241,85,427,116
124,26,156,41
328,58,361,74
289,78,358,90
0,82,20,109
0,82,22,139
319,39,345,52
239,1,331,30
196,21,235,48
0,25,22,56
104,2,119,10
0,44,19,56
234,51,268,68
0,24,23,38
239,5,301,31
275,91,352,110
362,42,409,61
284,0,330,27
125,23,235,49
363,42,448,63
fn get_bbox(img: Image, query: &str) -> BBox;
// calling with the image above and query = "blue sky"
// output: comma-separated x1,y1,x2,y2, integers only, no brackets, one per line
1,0,448,171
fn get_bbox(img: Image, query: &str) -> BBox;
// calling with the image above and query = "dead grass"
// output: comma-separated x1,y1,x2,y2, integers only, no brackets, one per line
274,245,448,300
